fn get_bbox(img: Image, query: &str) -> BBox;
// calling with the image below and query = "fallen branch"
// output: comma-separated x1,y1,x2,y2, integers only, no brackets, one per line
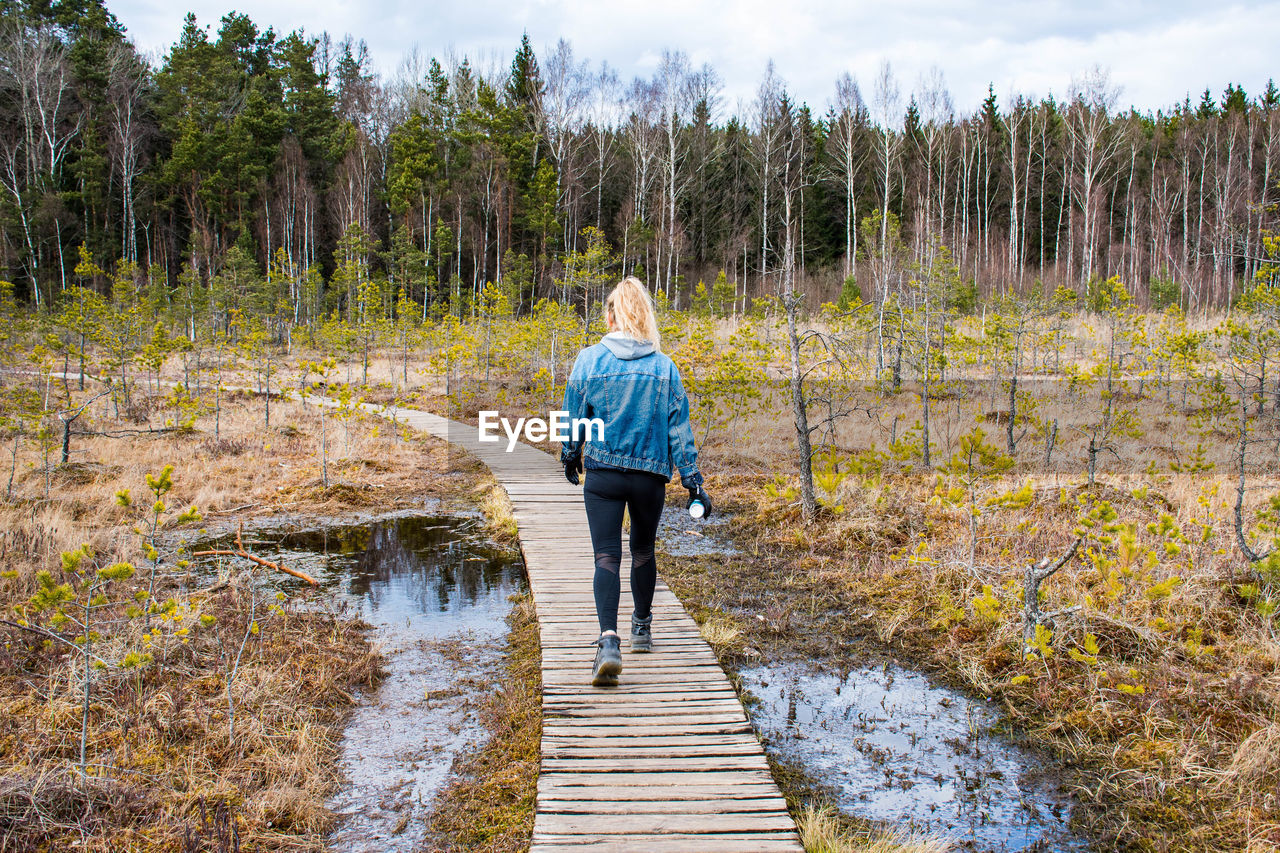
79,427,182,438
192,523,318,586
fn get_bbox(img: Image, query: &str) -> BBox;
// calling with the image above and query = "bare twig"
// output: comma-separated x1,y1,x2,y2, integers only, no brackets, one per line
1023,536,1082,648
207,503,258,515
1234,399,1271,565
0,617,111,665
191,523,318,586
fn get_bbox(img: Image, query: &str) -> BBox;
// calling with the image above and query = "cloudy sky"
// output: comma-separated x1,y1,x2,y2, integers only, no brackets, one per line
111,0,1280,117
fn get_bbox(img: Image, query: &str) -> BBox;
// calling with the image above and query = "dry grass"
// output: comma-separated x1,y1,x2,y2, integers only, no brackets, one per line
797,804,952,853
698,612,745,650
476,479,519,544
7,308,1279,850
618,314,1280,851
1218,722,1280,798
0,580,380,851
658,447,1280,850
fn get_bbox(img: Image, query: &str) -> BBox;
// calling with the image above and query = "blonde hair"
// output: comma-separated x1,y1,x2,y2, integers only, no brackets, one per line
604,276,661,350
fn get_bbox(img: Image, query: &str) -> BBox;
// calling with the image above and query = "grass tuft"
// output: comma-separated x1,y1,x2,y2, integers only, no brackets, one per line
698,612,745,650
798,804,952,853
477,480,520,544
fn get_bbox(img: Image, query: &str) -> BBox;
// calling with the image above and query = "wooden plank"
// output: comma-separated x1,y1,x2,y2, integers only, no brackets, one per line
542,684,741,696
540,758,768,768
537,784,786,802
545,743,765,759
535,797,788,815
543,735,761,749
537,813,797,834
543,699,743,712
538,770,778,787
530,834,804,852
541,703,745,714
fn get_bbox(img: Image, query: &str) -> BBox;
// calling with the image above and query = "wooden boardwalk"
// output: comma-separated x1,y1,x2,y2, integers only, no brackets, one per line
368,403,804,852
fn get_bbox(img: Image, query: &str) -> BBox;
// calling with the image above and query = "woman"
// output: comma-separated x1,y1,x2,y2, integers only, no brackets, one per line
559,276,712,686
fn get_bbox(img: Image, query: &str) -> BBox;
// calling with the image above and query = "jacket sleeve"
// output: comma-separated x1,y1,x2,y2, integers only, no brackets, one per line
560,353,589,464
667,360,701,485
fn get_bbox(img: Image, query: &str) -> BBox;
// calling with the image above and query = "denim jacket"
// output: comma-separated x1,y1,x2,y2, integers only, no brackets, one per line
559,333,701,484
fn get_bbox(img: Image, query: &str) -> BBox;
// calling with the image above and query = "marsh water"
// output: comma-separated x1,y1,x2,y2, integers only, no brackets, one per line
739,663,1087,851
199,512,525,853
656,505,1089,852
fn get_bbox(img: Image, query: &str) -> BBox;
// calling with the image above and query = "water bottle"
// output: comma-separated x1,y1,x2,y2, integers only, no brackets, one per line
688,493,708,519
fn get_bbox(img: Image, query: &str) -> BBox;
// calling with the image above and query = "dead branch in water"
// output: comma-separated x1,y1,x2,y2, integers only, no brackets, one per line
192,523,318,586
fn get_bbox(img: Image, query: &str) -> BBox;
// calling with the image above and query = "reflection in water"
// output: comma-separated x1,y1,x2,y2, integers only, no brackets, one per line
254,516,517,613
204,514,525,853
740,663,1089,852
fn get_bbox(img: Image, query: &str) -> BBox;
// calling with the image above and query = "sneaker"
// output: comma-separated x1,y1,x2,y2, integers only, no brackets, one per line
591,633,622,686
630,612,653,652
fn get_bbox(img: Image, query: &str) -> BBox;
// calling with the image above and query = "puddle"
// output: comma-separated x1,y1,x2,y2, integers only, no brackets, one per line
655,502,739,557
196,513,525,853
739,662,1089,851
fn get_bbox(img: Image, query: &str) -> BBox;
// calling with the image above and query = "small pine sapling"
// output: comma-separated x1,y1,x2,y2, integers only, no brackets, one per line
934,426,1014,572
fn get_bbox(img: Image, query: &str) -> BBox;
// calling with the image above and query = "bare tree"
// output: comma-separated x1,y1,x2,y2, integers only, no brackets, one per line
586,62,622,230
655,50,693,299
0,23,82,303
776,95,818,521
752,61,786,291
828,72,868,281
1005,93,1029,288
1066,65,1122,288
541,39,589,250
870,61,903,374
105,42,150,266
269,135,318,315
620,78,661,273
915,67,954,263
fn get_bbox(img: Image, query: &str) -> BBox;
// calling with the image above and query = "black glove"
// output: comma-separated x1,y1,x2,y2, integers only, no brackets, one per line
564,457,582,485
687,484,712,519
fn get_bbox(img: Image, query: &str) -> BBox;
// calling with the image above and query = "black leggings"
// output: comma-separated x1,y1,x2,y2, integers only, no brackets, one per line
583,468,667,633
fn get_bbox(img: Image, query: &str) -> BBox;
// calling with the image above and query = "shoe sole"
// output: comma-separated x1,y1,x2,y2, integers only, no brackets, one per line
592,658,622,686
630,636,652,652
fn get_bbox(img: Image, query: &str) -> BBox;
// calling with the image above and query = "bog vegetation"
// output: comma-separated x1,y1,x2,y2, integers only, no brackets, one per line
1,1,1280,851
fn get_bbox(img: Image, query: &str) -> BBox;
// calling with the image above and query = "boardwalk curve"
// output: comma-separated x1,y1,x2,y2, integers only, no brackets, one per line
366,402,803,852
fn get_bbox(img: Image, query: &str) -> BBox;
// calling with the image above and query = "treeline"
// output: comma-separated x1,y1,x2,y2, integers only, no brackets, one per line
1,0,1278,323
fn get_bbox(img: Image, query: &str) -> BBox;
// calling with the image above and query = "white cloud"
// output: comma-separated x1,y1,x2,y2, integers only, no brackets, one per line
113,0,1280,117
